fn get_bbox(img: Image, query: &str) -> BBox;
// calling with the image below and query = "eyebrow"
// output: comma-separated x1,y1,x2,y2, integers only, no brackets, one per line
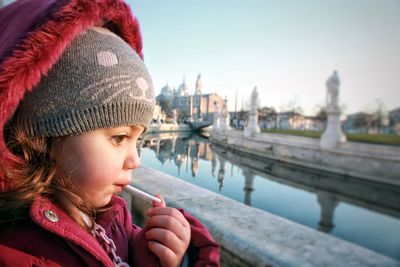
131,125,145,135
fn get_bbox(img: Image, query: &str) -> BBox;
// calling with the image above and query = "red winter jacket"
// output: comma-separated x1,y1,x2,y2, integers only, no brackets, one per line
0,195,220,266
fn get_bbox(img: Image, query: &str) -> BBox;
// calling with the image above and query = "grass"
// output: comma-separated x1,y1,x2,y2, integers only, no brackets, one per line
260,129,400,146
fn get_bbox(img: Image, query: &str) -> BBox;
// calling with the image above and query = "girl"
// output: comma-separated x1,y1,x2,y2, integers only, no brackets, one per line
0,0,220,266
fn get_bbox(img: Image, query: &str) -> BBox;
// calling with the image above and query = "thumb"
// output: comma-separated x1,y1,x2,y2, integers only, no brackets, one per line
152,194,166,208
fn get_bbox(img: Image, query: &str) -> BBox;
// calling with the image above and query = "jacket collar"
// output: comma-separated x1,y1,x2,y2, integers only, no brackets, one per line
29,195,126,266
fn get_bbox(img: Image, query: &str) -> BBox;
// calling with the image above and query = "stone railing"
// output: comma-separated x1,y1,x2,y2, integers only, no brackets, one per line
121,166,399,267
210,130,400,186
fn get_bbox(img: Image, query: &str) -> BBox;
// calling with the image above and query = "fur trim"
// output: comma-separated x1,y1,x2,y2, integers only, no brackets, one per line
0,0,143,192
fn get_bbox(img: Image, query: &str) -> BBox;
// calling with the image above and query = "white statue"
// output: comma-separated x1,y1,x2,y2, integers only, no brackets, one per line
326,71,339,108
251,86,259,112
244,86,260,136
220,97,231,131
212,101,220,132
320,70,346,148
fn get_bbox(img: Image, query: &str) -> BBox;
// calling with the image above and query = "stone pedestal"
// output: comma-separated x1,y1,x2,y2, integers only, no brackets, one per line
320,106,346,149
244,110,260,137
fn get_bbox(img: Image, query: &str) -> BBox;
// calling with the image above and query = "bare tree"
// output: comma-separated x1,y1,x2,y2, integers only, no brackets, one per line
366,99,388,134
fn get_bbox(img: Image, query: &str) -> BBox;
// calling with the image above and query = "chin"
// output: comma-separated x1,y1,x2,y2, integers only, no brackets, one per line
93,195,113,208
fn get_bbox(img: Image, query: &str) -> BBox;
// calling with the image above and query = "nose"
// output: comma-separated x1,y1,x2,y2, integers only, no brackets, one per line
123,144,141,170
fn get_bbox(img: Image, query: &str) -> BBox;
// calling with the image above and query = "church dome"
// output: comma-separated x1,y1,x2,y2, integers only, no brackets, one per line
178,76,190,96
160,83,173,98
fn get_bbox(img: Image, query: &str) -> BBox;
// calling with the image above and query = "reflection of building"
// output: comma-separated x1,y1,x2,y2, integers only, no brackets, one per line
142,132,400,240
143,133,211,177
156,74,224,122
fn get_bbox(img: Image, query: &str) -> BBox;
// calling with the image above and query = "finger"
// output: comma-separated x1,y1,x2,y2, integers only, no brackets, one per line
145,227,182,253
147,240,178,267
146,215,189,241
152,194,166,208
147,207,189,228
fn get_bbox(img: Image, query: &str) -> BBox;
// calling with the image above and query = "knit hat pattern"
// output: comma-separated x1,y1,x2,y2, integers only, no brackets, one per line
14,27,155,137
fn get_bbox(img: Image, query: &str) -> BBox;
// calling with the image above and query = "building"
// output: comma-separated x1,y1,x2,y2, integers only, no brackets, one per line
343,109,399,135
275,112,323,131
389,107,400,134
156,74,224,122
342,112,372,134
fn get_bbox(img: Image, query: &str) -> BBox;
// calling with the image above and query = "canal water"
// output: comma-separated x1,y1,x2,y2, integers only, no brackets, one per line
139,132,400,261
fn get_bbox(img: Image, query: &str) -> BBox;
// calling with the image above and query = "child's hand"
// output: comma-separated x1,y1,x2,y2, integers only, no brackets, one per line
145,195,191,267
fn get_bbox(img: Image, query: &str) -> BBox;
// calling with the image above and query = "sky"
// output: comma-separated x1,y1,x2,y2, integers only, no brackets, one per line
127,0,400,116
2,0,399,115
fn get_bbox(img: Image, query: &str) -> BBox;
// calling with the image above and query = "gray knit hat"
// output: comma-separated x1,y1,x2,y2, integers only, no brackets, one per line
14,27,155,137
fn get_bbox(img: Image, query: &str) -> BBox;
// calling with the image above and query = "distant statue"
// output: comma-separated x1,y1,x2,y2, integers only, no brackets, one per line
212,101,220,132
220,97,231,131
320,70,346,149
244,86,260,136
251,87,258,112
326,71,339,108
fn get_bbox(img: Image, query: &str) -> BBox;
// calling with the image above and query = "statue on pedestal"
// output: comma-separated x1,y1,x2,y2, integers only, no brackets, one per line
326,70,339,109
320,71,346,149
212,101,220,132
251,87,259,112
244,86,260,137
220,97,231,131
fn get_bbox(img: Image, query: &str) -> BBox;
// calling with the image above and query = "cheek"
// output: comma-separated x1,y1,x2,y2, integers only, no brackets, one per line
69,154,122,188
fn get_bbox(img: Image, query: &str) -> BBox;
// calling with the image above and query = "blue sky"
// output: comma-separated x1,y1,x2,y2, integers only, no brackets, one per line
127,0,400,115
3,0,398,115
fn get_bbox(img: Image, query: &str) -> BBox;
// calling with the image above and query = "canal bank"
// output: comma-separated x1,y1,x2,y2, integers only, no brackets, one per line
138,131,400,260
122,166,400,267
210,130,400,186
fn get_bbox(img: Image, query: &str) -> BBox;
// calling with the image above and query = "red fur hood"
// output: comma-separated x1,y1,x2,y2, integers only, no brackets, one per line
0,0,143,192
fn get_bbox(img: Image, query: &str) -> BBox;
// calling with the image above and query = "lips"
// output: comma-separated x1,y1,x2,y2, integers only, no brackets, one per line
115,180,130,188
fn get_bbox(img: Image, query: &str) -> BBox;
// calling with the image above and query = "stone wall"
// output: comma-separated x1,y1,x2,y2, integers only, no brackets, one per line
210,131,400,186
121,166,399,267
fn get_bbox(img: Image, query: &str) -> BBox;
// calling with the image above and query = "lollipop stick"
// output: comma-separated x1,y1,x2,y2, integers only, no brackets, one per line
125,185,162,203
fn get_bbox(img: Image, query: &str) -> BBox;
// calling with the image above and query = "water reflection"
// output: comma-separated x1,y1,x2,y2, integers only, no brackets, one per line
142,132,400,220
140,132,400,260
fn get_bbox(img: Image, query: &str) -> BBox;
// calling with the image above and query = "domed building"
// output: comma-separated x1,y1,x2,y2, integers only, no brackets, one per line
156,74,224,123
177,76,190,97
160,83,173,99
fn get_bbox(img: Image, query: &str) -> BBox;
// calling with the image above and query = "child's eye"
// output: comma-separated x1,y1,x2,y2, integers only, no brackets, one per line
111,135,127,145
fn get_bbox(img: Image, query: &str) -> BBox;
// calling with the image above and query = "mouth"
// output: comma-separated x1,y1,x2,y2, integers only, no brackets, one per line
114,181,130,192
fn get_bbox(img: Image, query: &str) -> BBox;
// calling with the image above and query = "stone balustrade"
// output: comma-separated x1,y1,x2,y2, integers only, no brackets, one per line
121,166,399,267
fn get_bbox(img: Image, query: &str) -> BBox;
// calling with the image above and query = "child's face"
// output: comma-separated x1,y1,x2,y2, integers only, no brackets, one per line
51,125,144,208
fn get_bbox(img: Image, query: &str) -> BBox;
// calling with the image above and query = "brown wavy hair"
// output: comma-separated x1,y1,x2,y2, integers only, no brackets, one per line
0,120,97,231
